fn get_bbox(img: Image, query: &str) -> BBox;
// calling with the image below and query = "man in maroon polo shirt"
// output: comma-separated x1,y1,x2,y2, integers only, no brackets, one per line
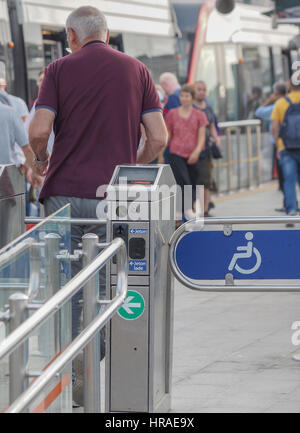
28,6,167,395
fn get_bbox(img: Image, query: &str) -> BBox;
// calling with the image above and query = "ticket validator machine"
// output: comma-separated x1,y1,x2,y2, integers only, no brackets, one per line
105,165,176,412
0,165,26,249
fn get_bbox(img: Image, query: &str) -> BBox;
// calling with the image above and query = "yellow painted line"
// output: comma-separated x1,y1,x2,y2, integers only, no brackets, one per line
213,181,278,204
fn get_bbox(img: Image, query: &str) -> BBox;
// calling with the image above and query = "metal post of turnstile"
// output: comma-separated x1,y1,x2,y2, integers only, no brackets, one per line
9,293,29,406
82,233,101,413
106,164,176,413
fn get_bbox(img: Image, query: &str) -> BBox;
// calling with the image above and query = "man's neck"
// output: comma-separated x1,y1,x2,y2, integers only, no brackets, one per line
195,99,206,108
80,37,106,48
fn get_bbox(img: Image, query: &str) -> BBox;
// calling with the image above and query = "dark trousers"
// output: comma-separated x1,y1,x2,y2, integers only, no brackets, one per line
169,153,199,218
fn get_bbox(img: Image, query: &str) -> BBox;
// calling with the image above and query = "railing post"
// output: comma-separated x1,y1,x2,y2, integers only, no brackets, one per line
226,128,232,193
9,293,29,406
236,127,241,190
82,233,101,413
246,126,252,188
256,125,262,186
45,233,61,355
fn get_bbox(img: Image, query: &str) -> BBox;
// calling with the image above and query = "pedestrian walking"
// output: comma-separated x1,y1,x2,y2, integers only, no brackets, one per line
159,72,182,164
28,6,167,405
194,80,221,217
165,84,208,225
25,68,55,217
0,100,41,184
272,76,300,226
0,77,29,122
255,81,287,211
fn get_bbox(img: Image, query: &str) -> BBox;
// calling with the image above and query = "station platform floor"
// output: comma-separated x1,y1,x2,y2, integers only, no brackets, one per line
75,181,300,413
171,181,300,413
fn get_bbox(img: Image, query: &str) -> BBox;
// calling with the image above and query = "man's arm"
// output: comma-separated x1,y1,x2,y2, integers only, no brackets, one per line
255,105,274,122
29,108,55,175
137,112,168,164
272,119,281,159
209,122,221,146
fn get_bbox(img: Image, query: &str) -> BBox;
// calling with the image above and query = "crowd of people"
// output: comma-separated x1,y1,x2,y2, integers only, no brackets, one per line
255,76,300,227
156,73,221,225
0,69,221,226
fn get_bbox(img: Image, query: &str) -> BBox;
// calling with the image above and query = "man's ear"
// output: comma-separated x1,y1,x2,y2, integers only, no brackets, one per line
68,27,77,45
105,30,110,45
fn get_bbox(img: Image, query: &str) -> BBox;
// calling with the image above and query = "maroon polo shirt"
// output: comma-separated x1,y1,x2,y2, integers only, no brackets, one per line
36,41,162,201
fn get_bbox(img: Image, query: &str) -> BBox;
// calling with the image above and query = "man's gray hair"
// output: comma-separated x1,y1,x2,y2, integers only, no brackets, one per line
273,81,287,96
66,6,108,44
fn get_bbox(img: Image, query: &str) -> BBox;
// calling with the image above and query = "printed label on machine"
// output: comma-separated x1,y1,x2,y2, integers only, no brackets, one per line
129,260,147,272
129,228,148,235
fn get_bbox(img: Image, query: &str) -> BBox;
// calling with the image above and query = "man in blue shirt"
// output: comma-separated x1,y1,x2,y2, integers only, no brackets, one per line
255,81,287,210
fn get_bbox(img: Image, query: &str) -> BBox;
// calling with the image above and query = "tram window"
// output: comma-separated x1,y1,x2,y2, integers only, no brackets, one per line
242,46,272,119
272,46,284,82
195,46,218,115
259,46,272,97
123,34,177,83
224,46,239,122
0,61,5,79
43,41,63,66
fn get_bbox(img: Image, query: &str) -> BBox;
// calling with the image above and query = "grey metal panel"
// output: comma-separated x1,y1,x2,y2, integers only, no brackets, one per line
110,285,149,412
111,275,149,286
0,195,25,249
0,165,25,249
0,165,25,199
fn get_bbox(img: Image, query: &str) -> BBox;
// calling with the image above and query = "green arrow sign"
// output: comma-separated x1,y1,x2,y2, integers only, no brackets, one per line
118,290,145,320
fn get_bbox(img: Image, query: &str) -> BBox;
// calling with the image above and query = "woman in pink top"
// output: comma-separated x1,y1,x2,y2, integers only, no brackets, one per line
165,84,208,223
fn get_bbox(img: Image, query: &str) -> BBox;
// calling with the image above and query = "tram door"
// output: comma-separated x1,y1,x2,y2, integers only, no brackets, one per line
42,28,68,65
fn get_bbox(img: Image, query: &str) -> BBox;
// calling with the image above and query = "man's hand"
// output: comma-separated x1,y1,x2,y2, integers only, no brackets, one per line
33,158,49,177
215,136,221,147
26,167,44,188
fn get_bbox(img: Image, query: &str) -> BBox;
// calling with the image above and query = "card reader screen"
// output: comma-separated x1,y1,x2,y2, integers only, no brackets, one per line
115,167,159,185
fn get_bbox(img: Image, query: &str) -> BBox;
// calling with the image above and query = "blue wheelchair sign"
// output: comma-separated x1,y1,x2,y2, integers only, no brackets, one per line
175,230,300,280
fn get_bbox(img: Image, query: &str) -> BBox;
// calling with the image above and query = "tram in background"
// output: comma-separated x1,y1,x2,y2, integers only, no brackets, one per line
0,0,178,107
174,0,299,122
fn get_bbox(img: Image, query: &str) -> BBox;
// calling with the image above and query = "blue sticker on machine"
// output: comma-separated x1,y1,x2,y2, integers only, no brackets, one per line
129,228,148,235
129,260,147,272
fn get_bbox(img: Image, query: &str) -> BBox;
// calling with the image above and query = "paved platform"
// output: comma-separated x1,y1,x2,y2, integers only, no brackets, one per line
171,181,300,413
74,181,300,413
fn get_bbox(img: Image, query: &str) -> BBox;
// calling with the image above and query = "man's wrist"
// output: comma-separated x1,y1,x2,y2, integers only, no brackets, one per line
34,154,48,164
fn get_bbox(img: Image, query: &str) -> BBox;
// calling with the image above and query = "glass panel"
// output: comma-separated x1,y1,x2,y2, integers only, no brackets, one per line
0,204,72,413
272,46,284,83
242,46,273,120
0,60,5,79
195,46,219,115
224,45,239,122
123,33,177,83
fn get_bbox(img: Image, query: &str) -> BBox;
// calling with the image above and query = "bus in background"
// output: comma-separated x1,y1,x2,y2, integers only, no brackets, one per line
1,0,179,107
186,0,298,122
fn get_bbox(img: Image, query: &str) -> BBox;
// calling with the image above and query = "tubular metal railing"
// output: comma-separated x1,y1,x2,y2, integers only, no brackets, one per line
0,236,128,413
216,119,262,194
169,216,300,293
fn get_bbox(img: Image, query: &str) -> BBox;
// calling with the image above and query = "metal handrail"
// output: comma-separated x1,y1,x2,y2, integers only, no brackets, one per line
218,119,261,128
6,236,127,413
169,217,300,293
2,236,127,413
0,237,127,363
25,217,107,226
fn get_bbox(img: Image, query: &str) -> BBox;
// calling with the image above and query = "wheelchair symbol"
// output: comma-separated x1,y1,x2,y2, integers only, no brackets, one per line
228,232,262,275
